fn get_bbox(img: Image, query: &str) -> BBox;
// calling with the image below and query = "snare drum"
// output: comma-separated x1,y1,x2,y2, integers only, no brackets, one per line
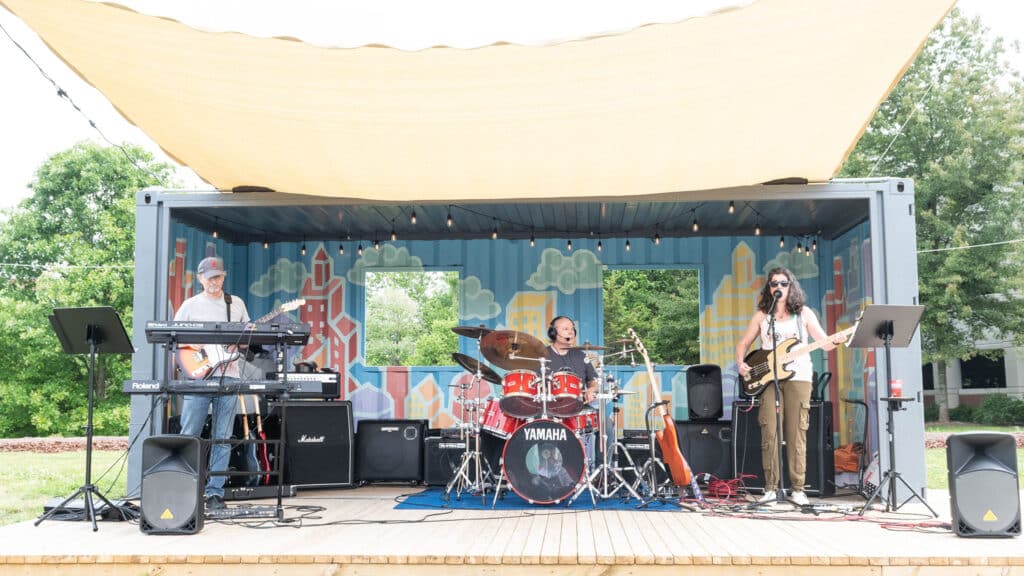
548,370,585,416
499,369,541,418
501,419,585,504
562,410,597,434
481,398,523,439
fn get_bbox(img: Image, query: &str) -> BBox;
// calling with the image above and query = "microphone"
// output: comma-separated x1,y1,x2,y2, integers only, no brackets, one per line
773,289,783,300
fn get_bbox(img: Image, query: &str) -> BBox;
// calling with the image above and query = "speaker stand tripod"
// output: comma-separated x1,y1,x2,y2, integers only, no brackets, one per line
851,305,936,517
36,307,133,531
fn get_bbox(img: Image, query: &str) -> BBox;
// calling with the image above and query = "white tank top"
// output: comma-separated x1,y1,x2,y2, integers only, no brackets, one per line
759,312,813,383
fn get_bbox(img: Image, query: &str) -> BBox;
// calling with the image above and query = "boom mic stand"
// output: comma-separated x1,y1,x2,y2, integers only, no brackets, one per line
37,307,133,531
852,305,936,516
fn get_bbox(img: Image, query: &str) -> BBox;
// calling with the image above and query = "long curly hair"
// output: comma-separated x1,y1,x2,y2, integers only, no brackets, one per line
757,267,806,315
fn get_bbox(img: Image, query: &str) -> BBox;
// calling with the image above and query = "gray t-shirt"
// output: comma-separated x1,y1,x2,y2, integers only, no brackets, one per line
174,291,250,378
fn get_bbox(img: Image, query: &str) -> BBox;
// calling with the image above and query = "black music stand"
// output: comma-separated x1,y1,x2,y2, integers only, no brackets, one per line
849,304,936,517
37,307,133,531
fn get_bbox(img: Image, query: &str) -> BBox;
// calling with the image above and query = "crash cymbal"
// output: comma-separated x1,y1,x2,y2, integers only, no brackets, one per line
450,352,502,385
568,342,608,351
451,325,493,339
479,330,547,371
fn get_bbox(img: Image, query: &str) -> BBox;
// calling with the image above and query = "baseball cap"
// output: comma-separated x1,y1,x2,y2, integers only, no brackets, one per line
197,257,226,279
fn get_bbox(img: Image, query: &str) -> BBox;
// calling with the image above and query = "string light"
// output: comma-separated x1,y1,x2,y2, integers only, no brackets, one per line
447,210,454,228
410,211,417,225
357,244,364,256
812,239,817,251
262,236,269,250
625,239,631,252
529,234,535,247
692,218,699,233
755,222,761,236
779,236,785,248
300,236,307,256
338,243,344,255
567,239,573,251
597,240,603,252
391,228,397,242
654,232,661,245
212,218,219,239
491,221,498,240
728,201,735,214
374,239,380,251
797,242,803,254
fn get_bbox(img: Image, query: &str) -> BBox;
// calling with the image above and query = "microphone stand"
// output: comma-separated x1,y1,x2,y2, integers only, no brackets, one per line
768,291,787,504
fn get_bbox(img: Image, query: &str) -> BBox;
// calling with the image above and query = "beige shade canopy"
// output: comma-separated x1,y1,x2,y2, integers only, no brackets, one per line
3,0,953,203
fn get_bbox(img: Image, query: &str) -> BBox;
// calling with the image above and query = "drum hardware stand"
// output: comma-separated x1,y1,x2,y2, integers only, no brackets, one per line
636,401,683,509
445,331,496,504
850,305,936,517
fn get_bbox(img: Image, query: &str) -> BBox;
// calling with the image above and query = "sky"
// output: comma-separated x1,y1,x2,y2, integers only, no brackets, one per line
0,0,1021,212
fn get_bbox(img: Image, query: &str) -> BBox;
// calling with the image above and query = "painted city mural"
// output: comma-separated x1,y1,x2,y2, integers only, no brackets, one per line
168,223,875,448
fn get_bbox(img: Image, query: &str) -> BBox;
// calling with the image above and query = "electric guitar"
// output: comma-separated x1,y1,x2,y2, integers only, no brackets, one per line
740,316,859,397
176,299,306,379
627,328,693,487
253,397,271,485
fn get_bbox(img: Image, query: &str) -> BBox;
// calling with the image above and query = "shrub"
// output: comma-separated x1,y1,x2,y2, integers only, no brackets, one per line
948,404,976,422
975,393,1024,425
924,403,939,422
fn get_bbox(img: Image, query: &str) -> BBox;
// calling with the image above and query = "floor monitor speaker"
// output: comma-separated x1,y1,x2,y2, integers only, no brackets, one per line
140,435,203,534
732,399,835,496
947,432,1021,537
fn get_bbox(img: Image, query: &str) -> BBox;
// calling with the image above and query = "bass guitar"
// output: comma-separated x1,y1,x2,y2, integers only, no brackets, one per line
176,299,306,379
740,316,859,397
627,328,693,487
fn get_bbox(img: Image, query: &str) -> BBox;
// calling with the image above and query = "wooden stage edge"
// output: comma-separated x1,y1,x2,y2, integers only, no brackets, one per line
0,486,1021,576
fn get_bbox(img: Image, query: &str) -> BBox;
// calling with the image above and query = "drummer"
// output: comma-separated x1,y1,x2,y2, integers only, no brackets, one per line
546,315,599,403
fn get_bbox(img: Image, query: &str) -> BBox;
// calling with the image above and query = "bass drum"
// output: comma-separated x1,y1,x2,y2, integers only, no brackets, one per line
501,419,585,504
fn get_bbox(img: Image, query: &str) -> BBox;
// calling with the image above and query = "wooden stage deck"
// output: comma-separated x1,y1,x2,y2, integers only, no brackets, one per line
0,486,1021,575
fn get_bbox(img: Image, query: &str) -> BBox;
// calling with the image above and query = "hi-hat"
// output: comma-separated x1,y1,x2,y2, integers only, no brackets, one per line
451,352,501,385
479,330,547,371
451,325,493,339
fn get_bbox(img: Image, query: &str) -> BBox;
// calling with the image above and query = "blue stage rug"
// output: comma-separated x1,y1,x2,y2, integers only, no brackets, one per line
394,487,678,512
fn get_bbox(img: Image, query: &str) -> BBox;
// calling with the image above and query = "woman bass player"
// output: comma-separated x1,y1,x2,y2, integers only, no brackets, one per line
734,267,844,506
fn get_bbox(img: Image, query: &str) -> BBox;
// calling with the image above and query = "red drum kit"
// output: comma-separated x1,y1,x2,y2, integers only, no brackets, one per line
446,325,668,506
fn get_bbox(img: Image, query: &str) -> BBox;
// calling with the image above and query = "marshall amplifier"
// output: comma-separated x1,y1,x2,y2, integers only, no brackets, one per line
268,401,354,488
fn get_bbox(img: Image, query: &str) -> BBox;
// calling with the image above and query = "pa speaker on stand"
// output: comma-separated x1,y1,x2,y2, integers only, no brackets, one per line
686,364,723,421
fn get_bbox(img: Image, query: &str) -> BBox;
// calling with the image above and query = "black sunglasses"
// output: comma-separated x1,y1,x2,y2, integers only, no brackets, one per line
769,280,790,288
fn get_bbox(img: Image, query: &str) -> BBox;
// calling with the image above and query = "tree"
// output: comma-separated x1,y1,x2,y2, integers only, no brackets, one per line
603,269,700,365
840,10,1024,421
0,142,174,436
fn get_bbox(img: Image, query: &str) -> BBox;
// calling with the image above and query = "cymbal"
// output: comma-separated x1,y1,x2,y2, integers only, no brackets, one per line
479,330,547,371
568,342,608,351
451,325,492,339
450,352,501,385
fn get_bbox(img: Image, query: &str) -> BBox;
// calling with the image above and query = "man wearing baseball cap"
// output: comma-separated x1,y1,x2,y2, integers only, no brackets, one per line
174,256,250,511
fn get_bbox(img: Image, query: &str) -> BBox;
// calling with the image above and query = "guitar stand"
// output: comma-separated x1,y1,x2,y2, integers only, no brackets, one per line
636,403,683,509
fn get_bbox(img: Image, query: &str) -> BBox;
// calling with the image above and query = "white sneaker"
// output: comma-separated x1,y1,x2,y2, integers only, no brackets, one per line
756,490,777,503
790,490,810,506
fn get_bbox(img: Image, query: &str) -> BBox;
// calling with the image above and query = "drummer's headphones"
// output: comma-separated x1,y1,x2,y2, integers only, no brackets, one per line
547,316,576,341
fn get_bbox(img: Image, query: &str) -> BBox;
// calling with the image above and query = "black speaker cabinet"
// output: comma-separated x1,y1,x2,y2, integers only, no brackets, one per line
619,432,668,486
947,432,1021,537
732,399,835,496
687,364,723,421
423,433,503,486
140,435,203,535
676,421,733,480
269,401,354,489
356,419,427,483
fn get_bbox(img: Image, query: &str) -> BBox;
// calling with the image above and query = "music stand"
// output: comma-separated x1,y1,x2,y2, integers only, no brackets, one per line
849,304,936,517
37,307,133,531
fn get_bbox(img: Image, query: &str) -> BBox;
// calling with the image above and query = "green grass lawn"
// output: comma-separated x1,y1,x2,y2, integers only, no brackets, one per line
925,447,1024,490
925,423,1024,433
0,451,128,527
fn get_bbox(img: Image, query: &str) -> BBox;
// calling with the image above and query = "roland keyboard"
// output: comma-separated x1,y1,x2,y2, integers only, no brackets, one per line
123,379,298,396
145,321,310,346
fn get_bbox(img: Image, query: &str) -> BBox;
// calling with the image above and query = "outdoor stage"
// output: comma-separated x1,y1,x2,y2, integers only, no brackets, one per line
0,486,1021,575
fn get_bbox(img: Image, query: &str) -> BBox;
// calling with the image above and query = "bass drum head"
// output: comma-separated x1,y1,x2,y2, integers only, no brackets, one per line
501,419,584,504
